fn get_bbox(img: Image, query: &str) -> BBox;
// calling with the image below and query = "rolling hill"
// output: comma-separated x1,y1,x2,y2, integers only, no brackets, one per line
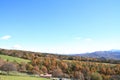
0,48,120,80
75,50,120,60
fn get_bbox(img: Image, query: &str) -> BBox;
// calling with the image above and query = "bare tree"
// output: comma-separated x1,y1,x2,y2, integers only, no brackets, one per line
0,62,17,74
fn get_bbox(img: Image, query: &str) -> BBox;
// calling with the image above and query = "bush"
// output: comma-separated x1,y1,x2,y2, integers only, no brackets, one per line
90,72,102,80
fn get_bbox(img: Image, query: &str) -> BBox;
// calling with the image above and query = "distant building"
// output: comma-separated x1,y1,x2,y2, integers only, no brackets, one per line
40,73,52,78
51,78,71,80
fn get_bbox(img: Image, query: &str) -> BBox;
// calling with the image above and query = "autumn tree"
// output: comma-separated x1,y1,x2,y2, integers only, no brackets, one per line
60,61,68,72
18,62,27,72
41,66,47,73
74,71,84,80
52,68,63,78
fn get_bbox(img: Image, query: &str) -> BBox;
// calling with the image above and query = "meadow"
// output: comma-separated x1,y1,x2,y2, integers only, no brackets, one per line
0,54,30,63
0,75,50,80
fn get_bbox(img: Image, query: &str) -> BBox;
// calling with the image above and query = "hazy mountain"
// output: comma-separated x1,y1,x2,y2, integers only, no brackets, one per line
75,50,120,60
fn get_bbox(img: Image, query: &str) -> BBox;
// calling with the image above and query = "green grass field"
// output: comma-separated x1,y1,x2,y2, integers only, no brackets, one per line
0,75,50,80
0,54,30,63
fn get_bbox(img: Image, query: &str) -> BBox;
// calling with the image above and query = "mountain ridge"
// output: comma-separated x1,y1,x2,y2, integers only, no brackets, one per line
74,50,120,60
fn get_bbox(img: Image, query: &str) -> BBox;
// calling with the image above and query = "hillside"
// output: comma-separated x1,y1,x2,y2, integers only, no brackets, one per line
0,54,30,63
0,48,120,80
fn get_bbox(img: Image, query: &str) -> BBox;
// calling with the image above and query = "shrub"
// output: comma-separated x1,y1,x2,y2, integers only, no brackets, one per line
90,72,102,80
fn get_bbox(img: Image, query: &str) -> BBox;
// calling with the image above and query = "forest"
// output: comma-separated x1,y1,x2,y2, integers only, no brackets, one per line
0,49,120,80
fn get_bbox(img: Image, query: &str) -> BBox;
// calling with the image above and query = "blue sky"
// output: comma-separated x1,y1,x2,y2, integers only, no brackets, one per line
0,0,120,54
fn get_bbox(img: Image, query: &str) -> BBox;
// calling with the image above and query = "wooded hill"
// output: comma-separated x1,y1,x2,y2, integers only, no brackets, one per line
0,48,120,80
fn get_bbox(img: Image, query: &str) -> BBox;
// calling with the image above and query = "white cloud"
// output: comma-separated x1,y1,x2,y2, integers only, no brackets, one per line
12,45,22,49
1,35,11,40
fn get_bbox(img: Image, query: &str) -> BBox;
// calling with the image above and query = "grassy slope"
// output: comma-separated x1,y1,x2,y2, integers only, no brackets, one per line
0,75,50,80
0,54,30,63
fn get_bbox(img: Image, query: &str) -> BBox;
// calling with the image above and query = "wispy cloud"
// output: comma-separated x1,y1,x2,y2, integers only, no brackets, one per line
12,44,22,49
1,35,11,40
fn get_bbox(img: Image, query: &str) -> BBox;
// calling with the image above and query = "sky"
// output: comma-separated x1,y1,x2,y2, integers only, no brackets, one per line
0,0,120,54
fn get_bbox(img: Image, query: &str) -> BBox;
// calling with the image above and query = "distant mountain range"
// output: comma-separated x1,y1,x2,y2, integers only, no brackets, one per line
74,50,120,60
